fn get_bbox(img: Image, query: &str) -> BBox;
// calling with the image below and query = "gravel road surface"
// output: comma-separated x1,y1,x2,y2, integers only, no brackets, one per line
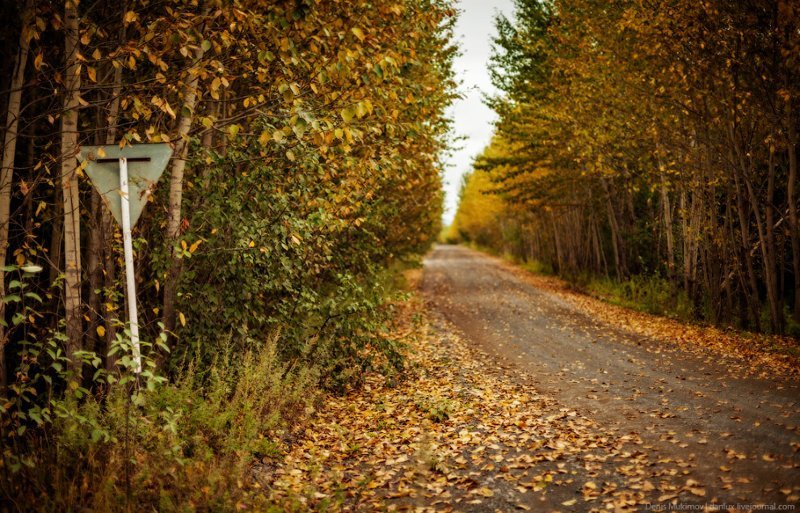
422,244,800,507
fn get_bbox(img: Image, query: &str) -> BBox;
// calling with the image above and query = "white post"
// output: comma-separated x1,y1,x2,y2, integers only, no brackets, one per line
119,157,142,373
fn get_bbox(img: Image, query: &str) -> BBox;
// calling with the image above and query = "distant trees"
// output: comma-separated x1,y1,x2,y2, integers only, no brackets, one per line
452,0,800,334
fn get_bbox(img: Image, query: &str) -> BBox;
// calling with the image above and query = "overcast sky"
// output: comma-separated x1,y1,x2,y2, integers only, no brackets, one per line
442,0,516,225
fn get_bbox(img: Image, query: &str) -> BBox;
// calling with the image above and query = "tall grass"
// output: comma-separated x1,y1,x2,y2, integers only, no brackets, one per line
1,337,318,512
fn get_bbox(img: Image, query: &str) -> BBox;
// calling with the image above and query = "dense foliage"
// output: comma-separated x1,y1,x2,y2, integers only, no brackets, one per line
0,0,456,509
450,0,800,334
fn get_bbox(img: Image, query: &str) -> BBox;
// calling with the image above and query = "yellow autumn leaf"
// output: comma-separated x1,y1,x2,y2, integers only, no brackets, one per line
96,325,106,337
179,312,186,327
351,27,365,41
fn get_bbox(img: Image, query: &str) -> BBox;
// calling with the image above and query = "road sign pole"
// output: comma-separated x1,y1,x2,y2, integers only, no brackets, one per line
80,144,169,373
119,157,142,374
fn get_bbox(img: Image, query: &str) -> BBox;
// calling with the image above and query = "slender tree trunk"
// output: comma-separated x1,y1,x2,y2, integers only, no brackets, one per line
162,46,205,343
90,7,126,370
602,180,626,280
689,183,704,313
743,147,783,333
550,211,563,275
86,187,102,355
787,104,800,322
730,153,762,331
660,181,674,274
765,144,783,331
102,64,124,370
0,0,33,386
62,0,83,369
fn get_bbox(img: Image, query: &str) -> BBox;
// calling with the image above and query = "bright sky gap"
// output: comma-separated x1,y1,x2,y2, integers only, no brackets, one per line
443,0,516,225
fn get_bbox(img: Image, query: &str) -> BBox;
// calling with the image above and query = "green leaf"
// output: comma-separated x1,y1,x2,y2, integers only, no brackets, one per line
25,292,43,303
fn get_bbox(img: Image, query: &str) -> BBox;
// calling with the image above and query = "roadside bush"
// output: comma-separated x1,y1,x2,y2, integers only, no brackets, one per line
1,335,316,512
585,274,693,322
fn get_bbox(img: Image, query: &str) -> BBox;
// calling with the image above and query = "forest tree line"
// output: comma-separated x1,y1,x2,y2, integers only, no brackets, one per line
449,0,800,334
0,0,456,508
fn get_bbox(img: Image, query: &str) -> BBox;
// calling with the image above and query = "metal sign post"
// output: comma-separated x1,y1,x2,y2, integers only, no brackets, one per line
119,157,141,372
79,144,171,374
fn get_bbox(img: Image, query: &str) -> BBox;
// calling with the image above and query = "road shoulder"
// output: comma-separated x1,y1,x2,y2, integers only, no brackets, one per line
261,277,720,512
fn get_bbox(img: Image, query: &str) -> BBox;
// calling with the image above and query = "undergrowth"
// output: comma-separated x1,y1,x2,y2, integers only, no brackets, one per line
581,274,694,322
0,336,318,512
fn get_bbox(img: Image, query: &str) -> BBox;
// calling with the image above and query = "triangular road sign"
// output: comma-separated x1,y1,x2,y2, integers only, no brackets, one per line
79,143,171,227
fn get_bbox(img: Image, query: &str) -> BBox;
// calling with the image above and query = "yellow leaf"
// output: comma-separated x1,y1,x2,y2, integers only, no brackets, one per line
87,66,97,83
562,499,577,506
258,130,271,146
179,312,186,327
351,27,365,41
189,240,202,253
341,107,355,123
96,325,106,337
688,487,706,497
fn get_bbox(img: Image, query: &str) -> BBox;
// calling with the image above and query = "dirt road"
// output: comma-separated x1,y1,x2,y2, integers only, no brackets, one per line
423,244,800,507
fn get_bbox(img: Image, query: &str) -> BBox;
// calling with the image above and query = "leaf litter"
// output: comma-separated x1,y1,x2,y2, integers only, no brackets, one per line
255,291,725,512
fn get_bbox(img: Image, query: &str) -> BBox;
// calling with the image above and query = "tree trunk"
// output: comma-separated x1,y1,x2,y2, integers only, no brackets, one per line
743,147,783,333
162,46,205,344
550,211,563,275
62,0,83,370
602,180,626,280
91,10,126,370
660,182,674,275
0,0,33,387
787,103,800,322
730,153,762,331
